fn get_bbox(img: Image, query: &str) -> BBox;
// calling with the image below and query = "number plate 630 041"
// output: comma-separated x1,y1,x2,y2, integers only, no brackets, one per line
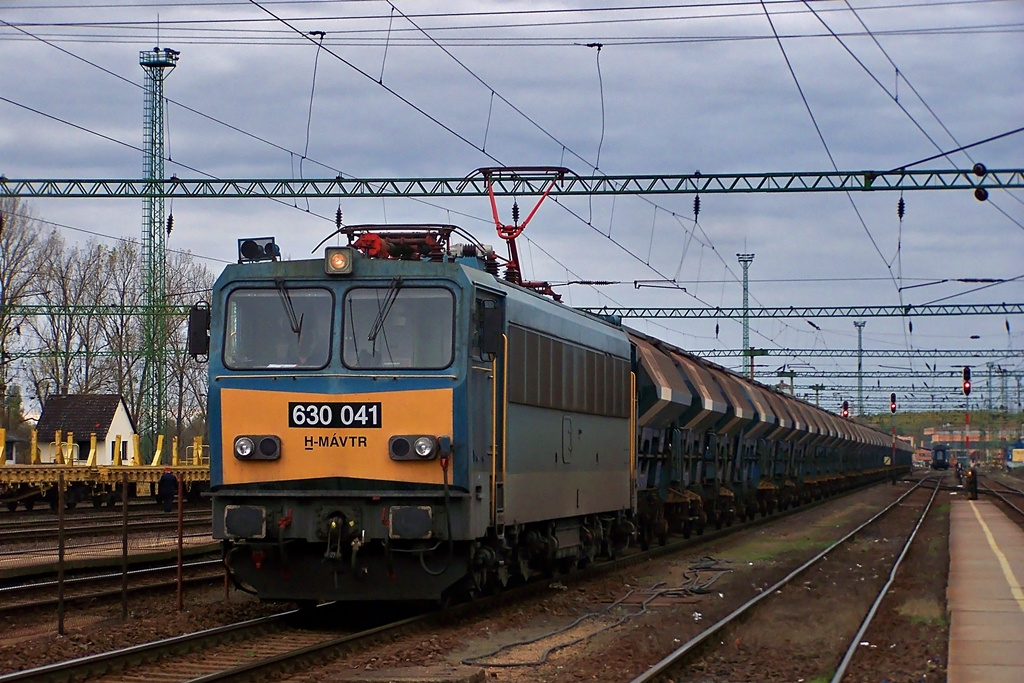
288,402,382,428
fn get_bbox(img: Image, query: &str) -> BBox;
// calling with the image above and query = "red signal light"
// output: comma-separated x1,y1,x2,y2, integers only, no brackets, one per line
890,393,897,414
841,400,849,418
962,366,972,396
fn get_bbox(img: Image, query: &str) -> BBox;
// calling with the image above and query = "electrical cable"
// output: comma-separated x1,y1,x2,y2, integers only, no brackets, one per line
5,1,1016,375
0,209,232,265
801,2,1024,230
242,0,759,351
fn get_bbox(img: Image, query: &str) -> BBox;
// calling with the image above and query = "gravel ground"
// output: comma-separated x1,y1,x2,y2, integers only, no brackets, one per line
282,475,952,683
0,475,952,682
0,581,283,673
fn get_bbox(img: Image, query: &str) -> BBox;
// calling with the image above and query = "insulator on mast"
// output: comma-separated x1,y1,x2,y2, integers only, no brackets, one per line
511,201,520,226
897,196,905,220
335,206,343,230
166,213,174,235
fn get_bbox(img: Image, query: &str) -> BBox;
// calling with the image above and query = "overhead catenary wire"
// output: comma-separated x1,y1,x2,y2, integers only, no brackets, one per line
5,2,1020,44
0,17,503,253
3,2,1018,376
242,0,770,348
800,2,1024,230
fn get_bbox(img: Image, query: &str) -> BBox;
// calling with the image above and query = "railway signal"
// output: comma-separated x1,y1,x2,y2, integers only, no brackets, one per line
962,366,972,396
841,400,849,418
888,393,898,483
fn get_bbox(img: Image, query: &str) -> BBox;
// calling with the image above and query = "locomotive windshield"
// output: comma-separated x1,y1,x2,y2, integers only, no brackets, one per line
223,287,333,370
342,286,454,370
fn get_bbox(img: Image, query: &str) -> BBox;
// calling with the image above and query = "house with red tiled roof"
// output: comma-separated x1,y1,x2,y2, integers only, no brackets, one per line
35,394,137,465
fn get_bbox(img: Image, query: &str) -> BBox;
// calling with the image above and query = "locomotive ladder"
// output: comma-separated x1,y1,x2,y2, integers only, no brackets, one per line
490,334,508,533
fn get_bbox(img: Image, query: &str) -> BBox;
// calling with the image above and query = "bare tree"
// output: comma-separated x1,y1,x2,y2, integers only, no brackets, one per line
0,198,45,429
165,248,215,452
8,203,216,443
96,240,146,419
27,235,114,396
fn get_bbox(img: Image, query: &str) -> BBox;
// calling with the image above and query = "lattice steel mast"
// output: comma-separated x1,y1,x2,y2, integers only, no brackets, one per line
139,47,178,457
854,321,866,416
737,253,755,379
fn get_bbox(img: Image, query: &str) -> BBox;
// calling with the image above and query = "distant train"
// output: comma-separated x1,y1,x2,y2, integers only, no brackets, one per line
931,443,950,470
189,224,912,605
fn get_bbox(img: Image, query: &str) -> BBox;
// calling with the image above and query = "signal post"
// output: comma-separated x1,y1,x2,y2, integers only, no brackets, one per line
890,393,897,484
962,367,972,465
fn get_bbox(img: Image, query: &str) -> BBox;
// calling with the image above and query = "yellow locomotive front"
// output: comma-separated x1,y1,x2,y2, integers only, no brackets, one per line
200,236,489,604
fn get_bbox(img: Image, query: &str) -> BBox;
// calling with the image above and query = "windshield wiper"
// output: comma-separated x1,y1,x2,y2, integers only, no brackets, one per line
367,277,403,343
275,277,304,337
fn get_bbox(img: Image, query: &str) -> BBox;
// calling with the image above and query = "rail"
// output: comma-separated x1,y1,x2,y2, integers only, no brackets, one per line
629,476,939,682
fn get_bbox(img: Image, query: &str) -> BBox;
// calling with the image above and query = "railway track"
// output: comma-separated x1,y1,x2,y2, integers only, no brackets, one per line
0,594,464,683
629,475,944,682
0,501,210,518
0,505,209,528
0,558,224,615
977,473,1024,533
0,514,212,544
980,473,1024,499
0,477,899,683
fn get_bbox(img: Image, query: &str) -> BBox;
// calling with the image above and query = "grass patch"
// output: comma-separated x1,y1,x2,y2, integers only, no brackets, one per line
727,536,831,563
899,598,946,626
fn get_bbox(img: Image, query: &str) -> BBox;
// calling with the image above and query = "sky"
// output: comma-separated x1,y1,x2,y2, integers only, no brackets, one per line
1,0,1023,414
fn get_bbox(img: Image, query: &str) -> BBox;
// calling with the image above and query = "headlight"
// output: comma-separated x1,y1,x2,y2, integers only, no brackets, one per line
389,435,442,461
414,437,436,458
235,437,254,458
233,435,281,461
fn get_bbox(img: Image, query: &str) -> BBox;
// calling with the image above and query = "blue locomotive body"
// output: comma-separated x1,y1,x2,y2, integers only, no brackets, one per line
205,241,632,603
196,227,912,604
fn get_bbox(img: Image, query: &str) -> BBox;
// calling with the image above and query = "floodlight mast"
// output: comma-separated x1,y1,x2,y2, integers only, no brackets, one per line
139,46,178,461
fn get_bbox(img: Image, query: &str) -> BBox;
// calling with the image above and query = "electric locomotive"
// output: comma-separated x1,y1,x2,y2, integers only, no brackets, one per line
188,177,912,604
189,226,636,604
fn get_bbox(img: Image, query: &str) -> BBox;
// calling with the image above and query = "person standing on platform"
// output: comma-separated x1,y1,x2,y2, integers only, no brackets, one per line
158,467,177,512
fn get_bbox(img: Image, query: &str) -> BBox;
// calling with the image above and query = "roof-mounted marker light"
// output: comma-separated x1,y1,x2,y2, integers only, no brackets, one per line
238,237,280,263
325,246,354,275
